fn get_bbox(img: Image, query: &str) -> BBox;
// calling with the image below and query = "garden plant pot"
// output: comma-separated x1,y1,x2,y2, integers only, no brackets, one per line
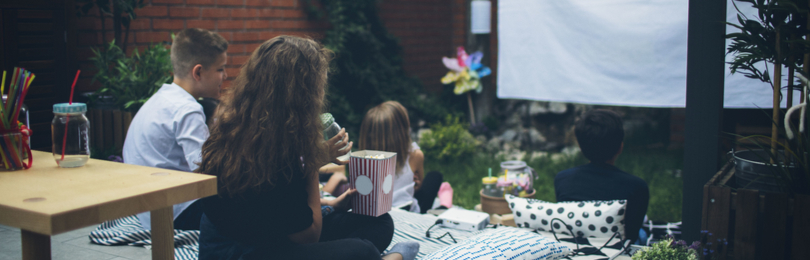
732,149,806,194
703,160,810,259
480,189,535,215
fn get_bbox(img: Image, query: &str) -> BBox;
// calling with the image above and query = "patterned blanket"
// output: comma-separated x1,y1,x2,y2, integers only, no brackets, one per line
89,209,629,260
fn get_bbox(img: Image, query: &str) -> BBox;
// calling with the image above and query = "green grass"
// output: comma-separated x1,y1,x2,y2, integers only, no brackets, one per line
426,148,683,222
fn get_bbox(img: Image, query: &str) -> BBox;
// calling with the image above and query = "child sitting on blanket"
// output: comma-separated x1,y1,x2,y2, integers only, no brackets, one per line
196,36,418,260
122,28,227,231
554,109,649,243
359,101,444,214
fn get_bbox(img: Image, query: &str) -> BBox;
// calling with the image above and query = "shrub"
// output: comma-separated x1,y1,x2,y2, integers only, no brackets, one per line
89,40,173,112
419,115,479,161
305,0,455,136
632,237,697,260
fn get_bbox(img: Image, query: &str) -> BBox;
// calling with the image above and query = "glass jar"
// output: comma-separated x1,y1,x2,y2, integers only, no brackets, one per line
499,161,536,194
0,132,26,170
481,176,502,197
52,103,90,168
3,95,29,154
321,113,350,160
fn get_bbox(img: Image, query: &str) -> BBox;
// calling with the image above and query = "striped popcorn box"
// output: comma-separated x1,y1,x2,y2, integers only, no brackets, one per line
348,150,397,217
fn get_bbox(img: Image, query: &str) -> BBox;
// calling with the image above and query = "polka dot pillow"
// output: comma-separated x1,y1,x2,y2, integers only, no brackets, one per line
505,195,627,239
421,228,572,260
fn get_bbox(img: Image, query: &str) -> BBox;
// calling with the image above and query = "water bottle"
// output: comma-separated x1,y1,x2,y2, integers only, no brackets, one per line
321,113,350,160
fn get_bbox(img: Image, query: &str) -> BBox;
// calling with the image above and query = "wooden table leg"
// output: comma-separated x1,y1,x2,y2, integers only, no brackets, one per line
151,207,174,260
21,230,50,260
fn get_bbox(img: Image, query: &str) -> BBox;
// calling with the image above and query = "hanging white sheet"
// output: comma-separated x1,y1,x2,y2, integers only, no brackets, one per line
496,0,800,108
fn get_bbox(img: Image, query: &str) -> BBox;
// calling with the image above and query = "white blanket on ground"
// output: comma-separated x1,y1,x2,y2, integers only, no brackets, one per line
89,209,627,260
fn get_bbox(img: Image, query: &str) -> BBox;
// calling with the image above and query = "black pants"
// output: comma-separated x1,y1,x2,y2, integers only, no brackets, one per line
199,212,394,260
173,199,204,230
411,171,443,213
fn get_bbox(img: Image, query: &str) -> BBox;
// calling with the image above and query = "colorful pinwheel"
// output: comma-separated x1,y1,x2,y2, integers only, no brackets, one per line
441,46,492,95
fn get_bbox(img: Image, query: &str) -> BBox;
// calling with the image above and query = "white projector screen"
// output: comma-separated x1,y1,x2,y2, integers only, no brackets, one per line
496,0,800,108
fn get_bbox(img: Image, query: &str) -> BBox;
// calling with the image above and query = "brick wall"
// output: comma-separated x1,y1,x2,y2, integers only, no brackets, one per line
378,0,467,93
75,0,466,94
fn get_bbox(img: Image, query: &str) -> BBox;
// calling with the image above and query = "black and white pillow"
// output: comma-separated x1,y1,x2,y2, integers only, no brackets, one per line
505,195,627,239
421,228,572,260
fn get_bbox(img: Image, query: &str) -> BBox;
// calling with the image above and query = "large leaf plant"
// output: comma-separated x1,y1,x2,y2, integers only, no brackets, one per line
89,40,173,112
726,0,810,194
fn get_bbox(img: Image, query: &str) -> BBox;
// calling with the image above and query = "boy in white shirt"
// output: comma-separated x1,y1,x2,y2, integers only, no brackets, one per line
123,28,228,230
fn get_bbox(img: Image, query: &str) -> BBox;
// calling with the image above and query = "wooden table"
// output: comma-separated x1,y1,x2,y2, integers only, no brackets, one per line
0,151,217,260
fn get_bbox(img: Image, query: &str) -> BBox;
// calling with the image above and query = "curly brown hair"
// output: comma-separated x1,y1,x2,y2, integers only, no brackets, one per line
358,101,412,172
197,36,332,196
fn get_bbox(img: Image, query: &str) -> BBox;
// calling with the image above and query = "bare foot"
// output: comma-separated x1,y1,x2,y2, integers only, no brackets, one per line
381,253,403,260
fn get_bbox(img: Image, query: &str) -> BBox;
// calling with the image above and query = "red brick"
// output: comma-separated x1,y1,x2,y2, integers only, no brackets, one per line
229,54,250,65
217,0,244,6
201,8,230,18
125,45,146,56
129,19,152,30
245,20,270,29
231,8,260,18
225,68,241,78
259,31,282,39
260,8,306,18
217,20,244,30
269,20,300,29
100,31,114,43
232,32,262,42
187,19,216,29
270,0,295,7
260,30,312,39
152,0,184,3
136,5,168,17
136,31,171,43
226,44,245,54
170,7,200,17
244,43,262,52
188,0,216,4
218,32,234,42
152,19,185,30
221,80,232,90
245,0,269,7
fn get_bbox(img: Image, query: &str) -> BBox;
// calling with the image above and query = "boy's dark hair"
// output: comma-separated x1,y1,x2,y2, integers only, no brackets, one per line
171,28,228,79
575,109,624,163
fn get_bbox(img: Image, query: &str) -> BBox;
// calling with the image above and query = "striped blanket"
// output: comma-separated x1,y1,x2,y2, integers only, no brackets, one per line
89,209,628,260
88,216,200,260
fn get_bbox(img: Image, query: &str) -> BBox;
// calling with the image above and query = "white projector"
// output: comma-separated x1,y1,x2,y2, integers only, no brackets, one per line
437,207,490,232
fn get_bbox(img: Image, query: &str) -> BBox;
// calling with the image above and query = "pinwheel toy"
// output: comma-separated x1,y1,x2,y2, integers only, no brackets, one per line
441,46,491,123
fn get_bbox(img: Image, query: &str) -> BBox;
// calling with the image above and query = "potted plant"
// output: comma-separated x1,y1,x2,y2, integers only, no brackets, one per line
725,0,810,194
85,39,172,153
89,40,173,113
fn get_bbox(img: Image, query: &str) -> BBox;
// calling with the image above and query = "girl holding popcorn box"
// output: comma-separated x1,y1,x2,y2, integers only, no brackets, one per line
196,36,418,260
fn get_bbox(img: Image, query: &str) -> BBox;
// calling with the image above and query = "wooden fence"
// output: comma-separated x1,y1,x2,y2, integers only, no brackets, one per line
702,161,810,259
86,108,131,151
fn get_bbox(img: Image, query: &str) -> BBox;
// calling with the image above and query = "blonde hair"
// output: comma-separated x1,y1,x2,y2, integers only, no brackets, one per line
197,36,332,196
358,101,411,172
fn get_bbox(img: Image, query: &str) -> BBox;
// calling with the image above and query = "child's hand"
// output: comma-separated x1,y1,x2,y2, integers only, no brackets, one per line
326,128,353,165
327,188,356,212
